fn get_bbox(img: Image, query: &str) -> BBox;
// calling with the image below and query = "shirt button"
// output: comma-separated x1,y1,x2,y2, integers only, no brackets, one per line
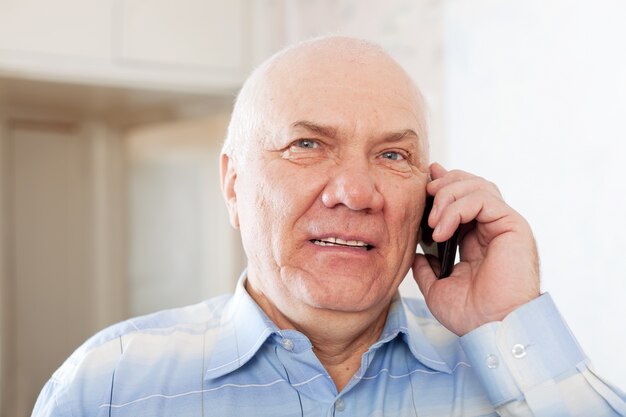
511,344,527,359
335,398,345,412
281,338,294,351
486,354,499,369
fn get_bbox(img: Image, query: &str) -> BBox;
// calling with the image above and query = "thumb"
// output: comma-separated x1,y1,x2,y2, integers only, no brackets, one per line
412,254,439,300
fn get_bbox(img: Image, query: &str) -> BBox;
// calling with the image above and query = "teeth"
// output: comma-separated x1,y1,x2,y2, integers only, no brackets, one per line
313,237,370,248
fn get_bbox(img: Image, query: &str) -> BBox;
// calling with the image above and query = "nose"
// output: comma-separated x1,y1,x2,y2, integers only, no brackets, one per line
321,159,384,212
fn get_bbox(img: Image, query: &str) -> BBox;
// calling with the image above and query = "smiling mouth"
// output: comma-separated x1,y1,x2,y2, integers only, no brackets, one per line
310,237,374,251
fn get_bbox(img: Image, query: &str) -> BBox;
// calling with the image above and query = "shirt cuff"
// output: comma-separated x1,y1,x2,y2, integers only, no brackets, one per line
459,293,588,407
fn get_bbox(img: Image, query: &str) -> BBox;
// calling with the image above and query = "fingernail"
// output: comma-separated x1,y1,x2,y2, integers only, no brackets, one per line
434,224,441,237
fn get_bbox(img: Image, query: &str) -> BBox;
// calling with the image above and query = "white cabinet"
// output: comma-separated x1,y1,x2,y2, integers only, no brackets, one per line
0,0,112,59
0,0,271,93
118,0,244,71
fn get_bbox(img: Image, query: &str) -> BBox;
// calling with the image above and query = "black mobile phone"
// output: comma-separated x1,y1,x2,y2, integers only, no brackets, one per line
419,195,460,279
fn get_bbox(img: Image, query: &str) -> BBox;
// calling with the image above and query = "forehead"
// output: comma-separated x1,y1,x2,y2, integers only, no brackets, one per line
258,46,425,140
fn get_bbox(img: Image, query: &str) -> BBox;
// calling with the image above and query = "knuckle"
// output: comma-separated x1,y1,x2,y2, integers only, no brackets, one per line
448,169,471,179
486,180,501,194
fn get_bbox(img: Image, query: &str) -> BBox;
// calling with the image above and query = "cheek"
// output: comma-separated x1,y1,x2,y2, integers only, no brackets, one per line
265,158,327,202
243,163,323,240
382,179,424,241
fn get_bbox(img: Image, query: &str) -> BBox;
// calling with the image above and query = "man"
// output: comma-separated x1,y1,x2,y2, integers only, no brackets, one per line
33,37,625,416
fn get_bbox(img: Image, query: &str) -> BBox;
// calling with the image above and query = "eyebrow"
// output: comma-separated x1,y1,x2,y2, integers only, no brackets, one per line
291,120,419,143
291,120,338,138
385,129,419,142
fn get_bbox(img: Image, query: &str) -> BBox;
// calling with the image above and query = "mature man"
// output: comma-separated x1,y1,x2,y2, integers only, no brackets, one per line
33,37,625,416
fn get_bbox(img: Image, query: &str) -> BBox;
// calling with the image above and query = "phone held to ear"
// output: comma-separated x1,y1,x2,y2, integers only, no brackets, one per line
419,195,460,279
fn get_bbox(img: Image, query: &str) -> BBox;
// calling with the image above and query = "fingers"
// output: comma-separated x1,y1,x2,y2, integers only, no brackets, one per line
427,163,501,200
433,189,513,241
426,163,514,242
429,162,448,181
429,162,476,184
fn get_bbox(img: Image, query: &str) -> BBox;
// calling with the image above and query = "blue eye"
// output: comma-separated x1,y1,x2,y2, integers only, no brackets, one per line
295,139,319,149
381,151,404,161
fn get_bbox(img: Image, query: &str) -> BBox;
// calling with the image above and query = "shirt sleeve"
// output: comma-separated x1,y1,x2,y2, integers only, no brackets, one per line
459,293,626,417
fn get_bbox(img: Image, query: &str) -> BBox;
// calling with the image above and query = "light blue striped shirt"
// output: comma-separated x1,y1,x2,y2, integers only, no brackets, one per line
33,275,626,416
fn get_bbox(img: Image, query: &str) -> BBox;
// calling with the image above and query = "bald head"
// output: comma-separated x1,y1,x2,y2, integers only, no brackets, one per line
223,36,429,166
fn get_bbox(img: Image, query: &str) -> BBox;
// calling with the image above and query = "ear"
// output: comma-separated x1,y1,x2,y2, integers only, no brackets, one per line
220,153,240,229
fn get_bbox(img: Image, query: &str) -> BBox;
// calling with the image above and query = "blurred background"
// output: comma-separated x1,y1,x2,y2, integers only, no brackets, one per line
0,0,625,415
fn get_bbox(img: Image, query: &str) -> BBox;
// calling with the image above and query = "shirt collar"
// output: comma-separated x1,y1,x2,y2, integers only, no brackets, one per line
375,294,452,373
205,272,452,380
204,271,280,380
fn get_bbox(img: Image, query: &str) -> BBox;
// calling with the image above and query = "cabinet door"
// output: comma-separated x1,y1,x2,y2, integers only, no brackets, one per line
0,0,112,59
118,0,245,72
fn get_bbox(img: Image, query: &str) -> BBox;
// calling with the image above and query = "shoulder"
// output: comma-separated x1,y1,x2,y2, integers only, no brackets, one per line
92,294,231,343
72,293,233,362
33,294,234,417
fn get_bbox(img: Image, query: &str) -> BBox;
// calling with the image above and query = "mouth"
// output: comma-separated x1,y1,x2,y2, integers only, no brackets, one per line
310,237,374,251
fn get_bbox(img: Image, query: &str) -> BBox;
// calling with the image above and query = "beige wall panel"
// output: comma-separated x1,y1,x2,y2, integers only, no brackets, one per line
126,115,245,316
7,124,93,416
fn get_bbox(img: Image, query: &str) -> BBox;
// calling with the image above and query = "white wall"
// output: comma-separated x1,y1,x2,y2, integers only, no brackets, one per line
444,0,626,388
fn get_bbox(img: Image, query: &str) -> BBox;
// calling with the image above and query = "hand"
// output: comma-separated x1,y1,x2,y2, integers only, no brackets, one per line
412,163,540,336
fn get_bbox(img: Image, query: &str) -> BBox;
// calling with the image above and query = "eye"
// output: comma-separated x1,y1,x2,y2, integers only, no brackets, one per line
381,151,405,161
294,139,320,149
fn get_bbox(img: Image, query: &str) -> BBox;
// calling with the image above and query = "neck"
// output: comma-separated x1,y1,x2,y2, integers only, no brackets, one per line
245,280,390,392
307,310,389,391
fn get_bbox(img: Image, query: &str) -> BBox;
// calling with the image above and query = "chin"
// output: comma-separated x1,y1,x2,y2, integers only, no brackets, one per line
291,273,389,313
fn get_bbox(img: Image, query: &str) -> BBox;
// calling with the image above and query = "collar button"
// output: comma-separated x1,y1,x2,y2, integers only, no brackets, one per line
335,398,345,412
281,338,295,351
